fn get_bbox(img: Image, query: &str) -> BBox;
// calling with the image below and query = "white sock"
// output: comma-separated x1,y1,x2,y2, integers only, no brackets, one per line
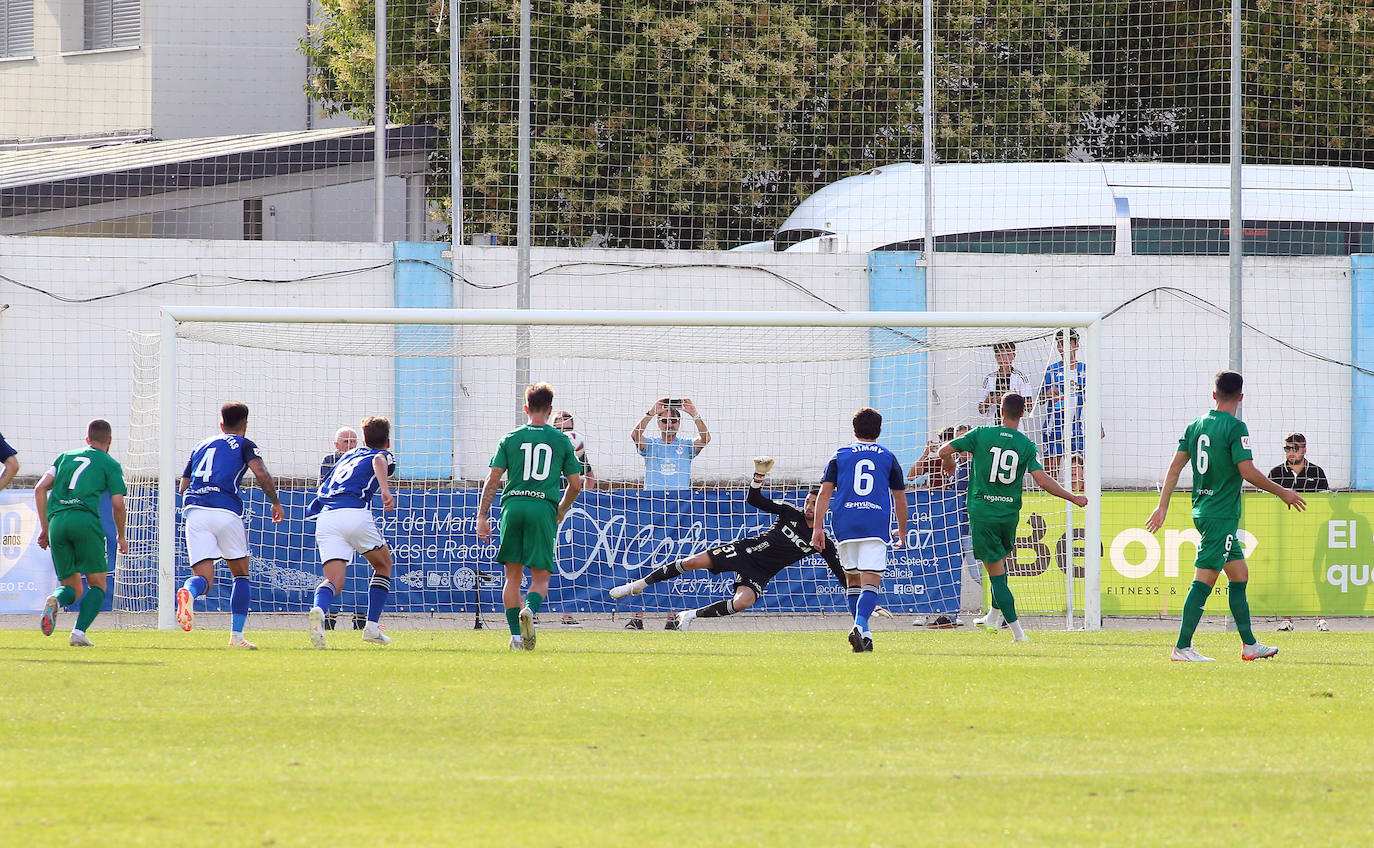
1009,620,1027,641
231,631,244,640
511,634,523,643
862,629,872,638
680,609,696,624
71,628,85,638
986,609,1002,628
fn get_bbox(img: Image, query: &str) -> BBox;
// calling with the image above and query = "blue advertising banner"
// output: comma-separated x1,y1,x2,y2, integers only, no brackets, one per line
172,488,967,617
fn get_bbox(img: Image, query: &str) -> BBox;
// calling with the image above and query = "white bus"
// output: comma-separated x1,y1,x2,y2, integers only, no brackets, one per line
736,162,1374,256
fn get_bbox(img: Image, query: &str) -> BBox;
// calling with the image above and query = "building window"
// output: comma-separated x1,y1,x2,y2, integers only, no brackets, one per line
243,199,264,241
1,0,35,58
84,0,140,50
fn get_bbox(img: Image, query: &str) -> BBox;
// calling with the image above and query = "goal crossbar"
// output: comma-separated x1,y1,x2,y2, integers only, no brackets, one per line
155,307,1104,631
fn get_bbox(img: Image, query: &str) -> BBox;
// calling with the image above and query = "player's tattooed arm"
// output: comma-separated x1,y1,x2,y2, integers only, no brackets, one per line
247,458,285,523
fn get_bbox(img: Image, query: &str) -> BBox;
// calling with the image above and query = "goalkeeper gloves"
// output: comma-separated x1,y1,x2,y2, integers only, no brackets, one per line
751,456,775,487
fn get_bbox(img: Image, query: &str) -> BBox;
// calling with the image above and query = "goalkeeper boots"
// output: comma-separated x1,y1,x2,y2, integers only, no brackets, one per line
175,586,195,632
39,594,60,637
362,623,391,646
518,607,536,650
609,578,647,599
1170,646,1214,662
1241,642,1279,661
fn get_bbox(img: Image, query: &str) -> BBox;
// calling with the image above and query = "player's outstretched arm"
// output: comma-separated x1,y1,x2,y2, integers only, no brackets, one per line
1030,469,1088,508
556,473,583,523
1146,451,1190,532
475,466,504,542
248,458,285,522
1239,459,1307,511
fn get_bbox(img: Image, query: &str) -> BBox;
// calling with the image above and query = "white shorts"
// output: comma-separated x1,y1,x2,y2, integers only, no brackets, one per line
315,507,386,564
838,539,888,574
184,506,249,565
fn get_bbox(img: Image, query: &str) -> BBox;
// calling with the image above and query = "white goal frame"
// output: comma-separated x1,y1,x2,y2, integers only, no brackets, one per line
156,307,1104,630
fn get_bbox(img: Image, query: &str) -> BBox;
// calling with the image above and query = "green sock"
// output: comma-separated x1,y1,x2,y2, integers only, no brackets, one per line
75,586,105,632
54,585,77,607
1228,580,1255,644
1176,580,1211,650
525,591,544,614
505,607,521,636
989,573,1018,623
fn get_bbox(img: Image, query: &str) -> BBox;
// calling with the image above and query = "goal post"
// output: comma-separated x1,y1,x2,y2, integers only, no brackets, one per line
141,306,1104,631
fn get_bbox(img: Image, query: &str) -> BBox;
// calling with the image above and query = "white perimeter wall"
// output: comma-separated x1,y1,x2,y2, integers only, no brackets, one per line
0,239,1354,488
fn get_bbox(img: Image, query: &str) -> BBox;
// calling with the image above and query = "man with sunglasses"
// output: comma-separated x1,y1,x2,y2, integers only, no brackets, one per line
1268,432,1328,632
631,397,711,491
1267,433,1328,493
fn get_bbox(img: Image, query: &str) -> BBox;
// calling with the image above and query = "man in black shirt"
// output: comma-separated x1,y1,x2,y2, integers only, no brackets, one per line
1267,432,1329,493
609,457,844,630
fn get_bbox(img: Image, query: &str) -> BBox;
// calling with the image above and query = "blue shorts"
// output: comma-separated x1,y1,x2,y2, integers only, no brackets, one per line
1042,412,1084,459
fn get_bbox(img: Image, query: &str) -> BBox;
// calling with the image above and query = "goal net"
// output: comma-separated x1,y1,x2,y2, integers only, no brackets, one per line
124,308,1102,631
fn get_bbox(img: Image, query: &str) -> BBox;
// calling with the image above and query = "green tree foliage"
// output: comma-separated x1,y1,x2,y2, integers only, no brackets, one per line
301,0,1374,248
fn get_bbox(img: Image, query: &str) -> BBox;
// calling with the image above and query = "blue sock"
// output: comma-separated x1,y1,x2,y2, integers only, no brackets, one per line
184,574,209,598
367,575,391,624
230,576,251,634
855,586,880,633
845,587,860,618
313,581,335,615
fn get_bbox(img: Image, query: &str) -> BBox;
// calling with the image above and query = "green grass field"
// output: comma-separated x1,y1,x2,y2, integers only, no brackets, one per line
1,627,1369,847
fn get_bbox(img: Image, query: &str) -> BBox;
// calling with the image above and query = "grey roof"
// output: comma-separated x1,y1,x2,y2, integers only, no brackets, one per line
0,125,436,217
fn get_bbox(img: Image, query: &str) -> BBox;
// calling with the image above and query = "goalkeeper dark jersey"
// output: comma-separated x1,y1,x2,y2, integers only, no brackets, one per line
708,487,843,583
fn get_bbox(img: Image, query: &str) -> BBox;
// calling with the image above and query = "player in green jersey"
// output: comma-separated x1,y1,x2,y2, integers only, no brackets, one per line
477,382,584,651
1146,371,1306,662
35,419,128,646
939,393,1087,642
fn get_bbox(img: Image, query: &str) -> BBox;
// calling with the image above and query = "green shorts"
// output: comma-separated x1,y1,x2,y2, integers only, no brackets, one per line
970,516,1019,566
497,498,558,573
1193,517,1244,571
49,511,110,580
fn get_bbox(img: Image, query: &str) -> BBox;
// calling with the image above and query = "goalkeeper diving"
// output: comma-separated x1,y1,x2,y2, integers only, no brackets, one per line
610,457,887,629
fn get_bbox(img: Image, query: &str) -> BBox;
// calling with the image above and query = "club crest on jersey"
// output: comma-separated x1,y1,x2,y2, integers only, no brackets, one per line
1240,436,1251,450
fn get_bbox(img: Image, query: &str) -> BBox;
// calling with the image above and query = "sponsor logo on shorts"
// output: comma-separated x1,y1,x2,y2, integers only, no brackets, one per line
506,489,547,500
980,494,1015,503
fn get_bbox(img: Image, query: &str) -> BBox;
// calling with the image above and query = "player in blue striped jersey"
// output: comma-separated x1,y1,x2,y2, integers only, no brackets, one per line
812,407,908,652
176,402,284,649
306,416,397,648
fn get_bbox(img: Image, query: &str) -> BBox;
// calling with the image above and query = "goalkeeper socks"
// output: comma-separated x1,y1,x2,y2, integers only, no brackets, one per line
313,581,335,615
54,585,77,608
74,585,105,632
1227,580,1256,644
366,575,390,624
989,574,1018,624
525,590,545,614
695,598,737,619
1176,580,1211,650
229,576,251,634
644,562,684,586
845,587,860,618
855,586,879,634
505,607,521,636
184,574,209,599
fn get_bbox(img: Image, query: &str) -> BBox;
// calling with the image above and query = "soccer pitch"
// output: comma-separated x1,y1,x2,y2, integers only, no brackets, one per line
1,628,1368,847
